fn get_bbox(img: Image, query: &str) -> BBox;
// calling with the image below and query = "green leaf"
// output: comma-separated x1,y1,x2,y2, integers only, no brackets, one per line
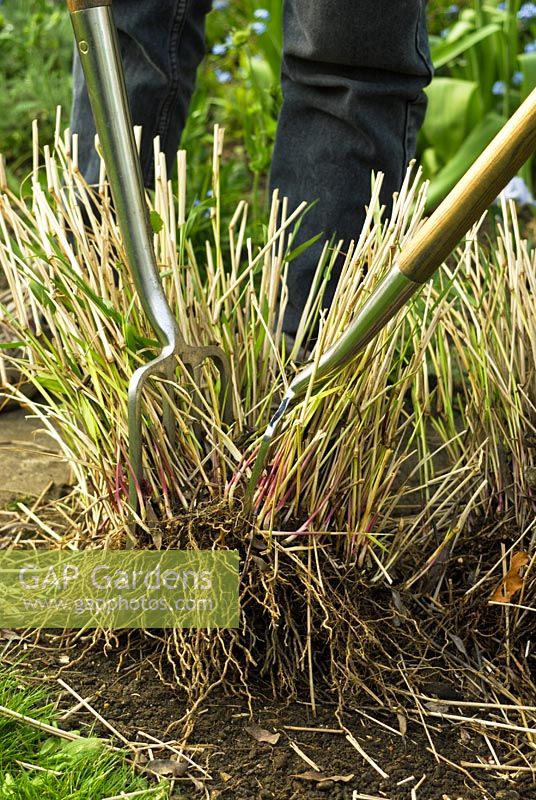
247,54,275,92
36,374,65,394
420,146,441,178
52,263,123,325
123,322,158,352
518,53,536,103
57,737,104,759
149,209,164,234
425,112,506,211
78,396,100,442
431,23,501,69
422,78,480,163
286,232,324,263
28,278,54,309
443,19,474,45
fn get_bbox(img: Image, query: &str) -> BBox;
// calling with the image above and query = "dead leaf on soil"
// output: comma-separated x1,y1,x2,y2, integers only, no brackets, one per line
291,770,354,783
252,555,271,573
146,758,189,777
424,701,444,713
245,722,280,745
0,629,22,641
150,527,162,549
460,727,472,743
449,634,468,657
489,551,530,604
396,712,407,736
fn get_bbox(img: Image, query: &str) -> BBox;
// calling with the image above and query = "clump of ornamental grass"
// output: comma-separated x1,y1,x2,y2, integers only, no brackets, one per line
380,201,536,575
1,119,536,757
0,119,448,546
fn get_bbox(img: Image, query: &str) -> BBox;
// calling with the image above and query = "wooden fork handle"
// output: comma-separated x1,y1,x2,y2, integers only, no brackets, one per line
399,87,536,283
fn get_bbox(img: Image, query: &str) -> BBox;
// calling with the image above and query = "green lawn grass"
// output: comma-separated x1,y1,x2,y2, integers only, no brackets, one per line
0,668,172,800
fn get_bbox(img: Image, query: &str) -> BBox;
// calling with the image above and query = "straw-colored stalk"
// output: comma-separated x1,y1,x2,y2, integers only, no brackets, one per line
1,122,536,725
1,122,535,558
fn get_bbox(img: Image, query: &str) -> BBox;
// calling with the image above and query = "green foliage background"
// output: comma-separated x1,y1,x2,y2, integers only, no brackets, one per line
0,0,535,211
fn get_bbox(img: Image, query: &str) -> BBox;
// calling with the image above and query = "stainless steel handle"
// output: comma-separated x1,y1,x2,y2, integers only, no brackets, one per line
68,4,180,350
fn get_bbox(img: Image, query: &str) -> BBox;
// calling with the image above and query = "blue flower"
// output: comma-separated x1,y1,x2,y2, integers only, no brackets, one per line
211,43,227,56
512,70,523,87
524,40,536,52
254,8,270,20
492,80,506,95
500,176,535,206
213,0,228,9
518,2,536,20
251,21,267,35
440,28,450,39
214,68,232,84
446,4,459,15
497,2,506,9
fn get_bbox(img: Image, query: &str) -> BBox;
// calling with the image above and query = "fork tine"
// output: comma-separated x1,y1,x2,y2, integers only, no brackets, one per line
206,348,234,426
127,348,176,515
128,348,231,521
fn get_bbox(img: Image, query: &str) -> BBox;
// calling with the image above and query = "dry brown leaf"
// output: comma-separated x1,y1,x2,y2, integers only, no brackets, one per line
245,722,280,745
450,634,468,657
252,555,271,573
150,527,162,549
489,551,530,603
291,771,354,783
0,629,22,641
459,727,472,743
146,758,189,777
396,712,407,737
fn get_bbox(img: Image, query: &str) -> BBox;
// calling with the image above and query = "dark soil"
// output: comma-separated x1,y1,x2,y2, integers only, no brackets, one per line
6,635,533,800
2,498,536,799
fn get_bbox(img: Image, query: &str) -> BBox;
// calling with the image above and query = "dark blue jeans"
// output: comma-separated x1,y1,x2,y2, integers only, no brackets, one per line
71,1,432,335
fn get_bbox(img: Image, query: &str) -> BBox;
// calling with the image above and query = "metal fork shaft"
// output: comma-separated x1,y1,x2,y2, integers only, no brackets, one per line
69,5,179,347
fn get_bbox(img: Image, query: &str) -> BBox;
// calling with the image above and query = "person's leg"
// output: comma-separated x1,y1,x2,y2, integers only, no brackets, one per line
271,0,433,336
70,0,212,188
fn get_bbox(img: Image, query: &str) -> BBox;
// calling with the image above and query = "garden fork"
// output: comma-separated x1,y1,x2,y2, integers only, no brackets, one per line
66,0,233,514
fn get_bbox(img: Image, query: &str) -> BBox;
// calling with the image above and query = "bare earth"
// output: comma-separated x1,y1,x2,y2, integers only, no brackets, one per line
0,407,70,507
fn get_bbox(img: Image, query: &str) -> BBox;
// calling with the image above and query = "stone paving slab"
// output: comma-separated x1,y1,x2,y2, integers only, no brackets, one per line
0,408,70,507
